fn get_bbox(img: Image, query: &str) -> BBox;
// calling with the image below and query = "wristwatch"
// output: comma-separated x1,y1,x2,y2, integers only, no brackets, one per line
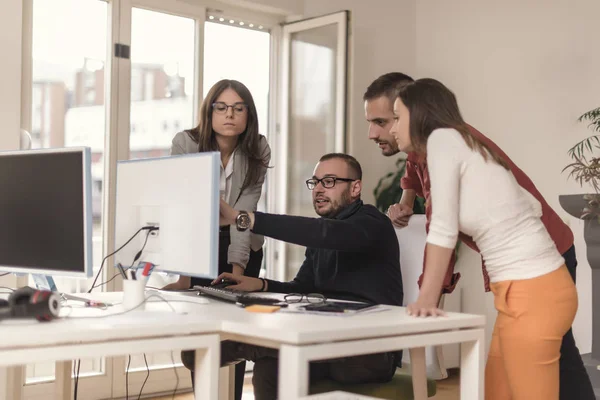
235,211,251,232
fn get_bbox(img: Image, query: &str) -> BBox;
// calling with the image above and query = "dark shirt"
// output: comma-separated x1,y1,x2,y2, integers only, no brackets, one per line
253,200,403,306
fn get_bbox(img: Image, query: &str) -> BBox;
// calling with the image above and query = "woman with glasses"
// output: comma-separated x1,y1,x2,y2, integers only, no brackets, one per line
163,79,270,400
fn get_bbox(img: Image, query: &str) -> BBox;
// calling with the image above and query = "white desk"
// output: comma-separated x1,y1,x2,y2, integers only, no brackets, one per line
2,291,485,400
0,292,221,400
186,293,486,400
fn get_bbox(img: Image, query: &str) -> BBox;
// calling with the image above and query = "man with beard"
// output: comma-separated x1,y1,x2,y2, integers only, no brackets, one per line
181,153,403,400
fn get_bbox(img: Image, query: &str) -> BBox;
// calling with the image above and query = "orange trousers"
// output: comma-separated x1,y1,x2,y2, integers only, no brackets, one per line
485,265,578,400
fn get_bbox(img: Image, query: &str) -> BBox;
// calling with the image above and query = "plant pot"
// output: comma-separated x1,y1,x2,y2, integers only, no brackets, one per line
559,194,600,361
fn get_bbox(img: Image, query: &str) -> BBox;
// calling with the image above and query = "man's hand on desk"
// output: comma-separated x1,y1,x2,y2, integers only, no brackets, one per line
212,272,266,292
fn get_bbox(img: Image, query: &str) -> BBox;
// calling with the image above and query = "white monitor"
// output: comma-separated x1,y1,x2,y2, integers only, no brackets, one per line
114,152,220,279
0,147,93,277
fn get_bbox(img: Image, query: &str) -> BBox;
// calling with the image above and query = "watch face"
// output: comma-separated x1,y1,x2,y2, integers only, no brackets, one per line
237,212,251,229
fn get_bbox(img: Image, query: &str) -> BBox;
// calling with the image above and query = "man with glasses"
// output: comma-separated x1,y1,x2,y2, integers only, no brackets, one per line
182,153,403,400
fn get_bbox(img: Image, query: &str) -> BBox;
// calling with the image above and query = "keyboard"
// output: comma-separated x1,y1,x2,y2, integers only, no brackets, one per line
193,285,282,305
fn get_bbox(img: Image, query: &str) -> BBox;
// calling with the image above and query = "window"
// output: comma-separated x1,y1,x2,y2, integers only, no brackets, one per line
203,20,271,135
129,7,195,160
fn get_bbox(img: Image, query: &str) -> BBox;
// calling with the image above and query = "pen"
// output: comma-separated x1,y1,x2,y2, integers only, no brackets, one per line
131,270,137,280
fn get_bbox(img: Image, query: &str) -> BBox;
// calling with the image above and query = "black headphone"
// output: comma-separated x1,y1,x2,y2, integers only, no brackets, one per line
0,287,61,322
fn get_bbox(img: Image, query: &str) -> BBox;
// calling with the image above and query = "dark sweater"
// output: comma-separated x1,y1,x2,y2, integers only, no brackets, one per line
253,200,403,306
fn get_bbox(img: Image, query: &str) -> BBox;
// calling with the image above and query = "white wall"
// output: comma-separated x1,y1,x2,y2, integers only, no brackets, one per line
0,0,23,151
302,0,417,205
415,0,600,352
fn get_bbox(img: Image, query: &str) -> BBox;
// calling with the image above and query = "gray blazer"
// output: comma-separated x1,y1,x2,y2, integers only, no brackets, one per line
171,131,270,268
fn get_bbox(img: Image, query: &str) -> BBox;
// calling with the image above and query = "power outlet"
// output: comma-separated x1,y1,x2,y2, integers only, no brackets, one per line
146,222,160,237
144,222,161,253
135,206,162,266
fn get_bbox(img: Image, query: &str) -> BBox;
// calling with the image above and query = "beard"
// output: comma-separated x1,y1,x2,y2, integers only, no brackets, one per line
377,139,400,156
313,187,352,218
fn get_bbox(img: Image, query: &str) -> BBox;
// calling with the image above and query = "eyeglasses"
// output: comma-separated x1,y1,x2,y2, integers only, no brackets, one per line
283,293,327,304
212,102,248,115
305,177,356,190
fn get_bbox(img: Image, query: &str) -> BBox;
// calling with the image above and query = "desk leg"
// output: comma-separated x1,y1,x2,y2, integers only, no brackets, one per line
0,367,6,400
218,365,235,400
409,347,427,400
460,328,485,400
193,335,220,400
0,366,24,400
278,345,308,400
55,361,72,400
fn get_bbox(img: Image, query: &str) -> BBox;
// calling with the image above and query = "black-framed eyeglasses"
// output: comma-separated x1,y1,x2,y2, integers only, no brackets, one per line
212,102,248,115
284,293,327,304
305,177,355,190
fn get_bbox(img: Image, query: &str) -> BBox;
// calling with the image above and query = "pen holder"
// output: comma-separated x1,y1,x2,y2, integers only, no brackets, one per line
122,279,147,311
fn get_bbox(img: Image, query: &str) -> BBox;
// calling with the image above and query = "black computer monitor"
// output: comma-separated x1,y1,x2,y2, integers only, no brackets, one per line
0,147,93,277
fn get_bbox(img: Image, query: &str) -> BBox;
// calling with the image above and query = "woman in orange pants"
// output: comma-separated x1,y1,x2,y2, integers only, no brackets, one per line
390,78,578,399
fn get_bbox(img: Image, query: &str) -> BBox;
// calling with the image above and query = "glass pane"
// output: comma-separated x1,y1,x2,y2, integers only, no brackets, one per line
129,8,195,162
203,21,271,141
127,8,195,372
285,24,339,279
26,0,108,383
204,21,271,216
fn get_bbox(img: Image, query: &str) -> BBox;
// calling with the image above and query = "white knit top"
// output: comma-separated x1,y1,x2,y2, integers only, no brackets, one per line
426,128,564,282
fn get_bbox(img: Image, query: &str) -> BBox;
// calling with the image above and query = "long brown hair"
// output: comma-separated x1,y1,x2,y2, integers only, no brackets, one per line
397,78,509,169
186,79,268,192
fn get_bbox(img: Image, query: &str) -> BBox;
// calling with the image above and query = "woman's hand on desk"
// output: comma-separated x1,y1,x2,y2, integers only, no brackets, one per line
406,299,446,317
212,272,265,292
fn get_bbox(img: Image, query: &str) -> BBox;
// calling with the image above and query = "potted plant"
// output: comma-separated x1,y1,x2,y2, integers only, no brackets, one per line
560,106,600,363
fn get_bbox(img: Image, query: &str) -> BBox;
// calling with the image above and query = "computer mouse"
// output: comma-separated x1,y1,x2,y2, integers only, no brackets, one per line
212,279,236,289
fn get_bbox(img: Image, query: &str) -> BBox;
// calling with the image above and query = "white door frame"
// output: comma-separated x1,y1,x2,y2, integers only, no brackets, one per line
270,11,348,282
